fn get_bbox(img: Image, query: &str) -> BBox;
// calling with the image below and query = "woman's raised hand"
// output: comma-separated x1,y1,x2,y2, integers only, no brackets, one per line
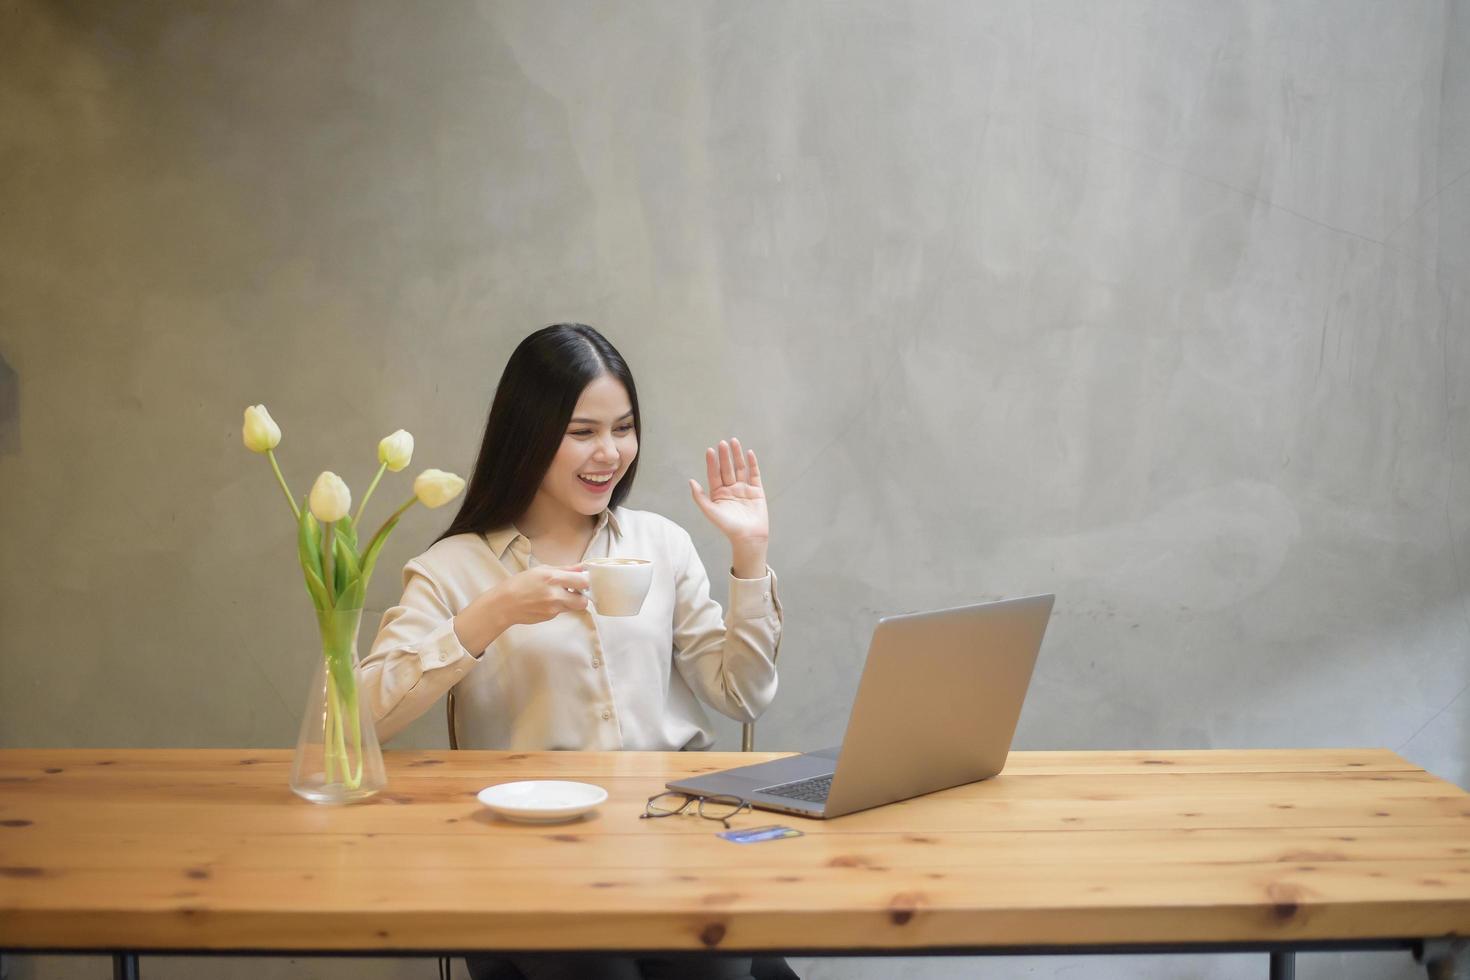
688,437,769,543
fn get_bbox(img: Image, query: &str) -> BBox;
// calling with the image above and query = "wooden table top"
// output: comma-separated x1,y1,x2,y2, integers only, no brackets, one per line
1,748,1468,954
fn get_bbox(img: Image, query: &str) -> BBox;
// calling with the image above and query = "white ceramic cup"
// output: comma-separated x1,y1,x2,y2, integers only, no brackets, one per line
583,558,654,616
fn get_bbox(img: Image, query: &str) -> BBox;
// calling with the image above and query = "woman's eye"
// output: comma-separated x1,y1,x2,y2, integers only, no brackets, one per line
567,424,633,437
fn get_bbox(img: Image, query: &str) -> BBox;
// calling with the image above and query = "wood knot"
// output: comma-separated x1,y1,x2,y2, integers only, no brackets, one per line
887,891,925,925
699,922,727,947
0,867,44,878
1141,759,1173,765
904,835,936,844
1266,882,1305,922
43,768,63,775
550,834,581,843
184,868,211,880
0,819,33,828
408,758,445,767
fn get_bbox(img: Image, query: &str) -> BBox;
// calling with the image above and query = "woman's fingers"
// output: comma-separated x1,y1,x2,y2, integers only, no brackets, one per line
701,438,759,491
550,569,589,591
719,439,737,485
705,447,720,490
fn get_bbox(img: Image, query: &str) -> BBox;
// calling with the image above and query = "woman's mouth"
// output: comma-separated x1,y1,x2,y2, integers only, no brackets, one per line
578,472,616,494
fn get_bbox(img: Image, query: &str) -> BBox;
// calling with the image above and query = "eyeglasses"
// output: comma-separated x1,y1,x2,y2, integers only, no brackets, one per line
640,791,752,829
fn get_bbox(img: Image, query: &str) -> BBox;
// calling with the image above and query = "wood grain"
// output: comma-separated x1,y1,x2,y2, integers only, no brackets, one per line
0,748,1466,953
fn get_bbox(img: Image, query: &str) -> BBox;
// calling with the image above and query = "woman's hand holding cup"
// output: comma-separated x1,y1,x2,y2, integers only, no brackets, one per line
490,564,591,627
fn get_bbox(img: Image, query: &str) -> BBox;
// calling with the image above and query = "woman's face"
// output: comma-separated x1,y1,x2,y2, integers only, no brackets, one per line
534,373,638,523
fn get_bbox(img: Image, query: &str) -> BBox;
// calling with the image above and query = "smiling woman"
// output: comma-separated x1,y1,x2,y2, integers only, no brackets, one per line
360,323,790,979
354,322,792,975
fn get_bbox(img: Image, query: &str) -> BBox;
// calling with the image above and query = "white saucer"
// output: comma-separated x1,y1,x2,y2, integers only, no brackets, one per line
476,780,609,823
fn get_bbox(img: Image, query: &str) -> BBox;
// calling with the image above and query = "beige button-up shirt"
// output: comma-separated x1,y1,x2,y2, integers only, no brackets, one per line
361,506,783,751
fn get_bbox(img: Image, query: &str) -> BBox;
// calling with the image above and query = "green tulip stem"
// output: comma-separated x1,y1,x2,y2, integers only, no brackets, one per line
354,462,388,528
267,450,301,521
323,675,339,785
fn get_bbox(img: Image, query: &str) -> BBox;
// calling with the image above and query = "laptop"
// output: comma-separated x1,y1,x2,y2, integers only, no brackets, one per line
667,593,1055,819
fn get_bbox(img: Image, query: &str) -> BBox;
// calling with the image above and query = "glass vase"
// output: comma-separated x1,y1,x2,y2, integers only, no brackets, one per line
290,606,387,804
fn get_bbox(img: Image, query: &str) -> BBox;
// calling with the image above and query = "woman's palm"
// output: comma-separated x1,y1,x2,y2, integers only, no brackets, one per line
689,437,769,541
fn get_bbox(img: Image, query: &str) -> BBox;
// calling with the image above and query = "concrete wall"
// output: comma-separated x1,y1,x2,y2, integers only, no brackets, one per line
2,2,1466,978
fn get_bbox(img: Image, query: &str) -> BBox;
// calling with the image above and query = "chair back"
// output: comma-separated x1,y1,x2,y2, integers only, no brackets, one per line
446,688,754,751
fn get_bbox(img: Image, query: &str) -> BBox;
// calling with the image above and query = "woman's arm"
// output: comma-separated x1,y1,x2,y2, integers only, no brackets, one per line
676,436,781,721
361,559,592,743
670,529,783,723
360,561,487,744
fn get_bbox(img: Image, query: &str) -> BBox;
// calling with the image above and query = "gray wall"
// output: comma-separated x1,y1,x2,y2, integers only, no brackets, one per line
2,1,1467,978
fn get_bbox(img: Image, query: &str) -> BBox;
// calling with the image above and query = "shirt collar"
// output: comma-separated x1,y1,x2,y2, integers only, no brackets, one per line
484,508,623,560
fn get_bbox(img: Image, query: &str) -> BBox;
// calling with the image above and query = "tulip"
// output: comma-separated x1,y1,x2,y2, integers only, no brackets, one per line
242,405,281,453
244,404,298,520
309,471,352,524
378,429,414,472
414,469,466,509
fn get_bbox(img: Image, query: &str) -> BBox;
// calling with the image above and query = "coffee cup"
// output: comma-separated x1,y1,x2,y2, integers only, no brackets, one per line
583,558,654,616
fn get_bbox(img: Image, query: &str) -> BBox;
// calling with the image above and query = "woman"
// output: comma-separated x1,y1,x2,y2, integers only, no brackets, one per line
362,323,791,980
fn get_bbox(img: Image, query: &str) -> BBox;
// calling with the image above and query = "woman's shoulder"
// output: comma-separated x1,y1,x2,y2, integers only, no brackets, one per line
612,506,693,549
406,532,492,575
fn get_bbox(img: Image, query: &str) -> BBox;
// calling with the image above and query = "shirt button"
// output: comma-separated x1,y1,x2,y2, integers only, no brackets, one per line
602,710,611,720
592,658,601,668
762,592,771,600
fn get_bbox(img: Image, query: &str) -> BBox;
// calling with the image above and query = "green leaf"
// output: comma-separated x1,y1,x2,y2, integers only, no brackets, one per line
333,530,362,599
297,503,331,610
335,513,359,555
359,507,409,589
337,578,365,612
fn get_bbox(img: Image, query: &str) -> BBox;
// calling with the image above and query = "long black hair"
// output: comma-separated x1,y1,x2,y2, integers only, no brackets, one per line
437,324,641,542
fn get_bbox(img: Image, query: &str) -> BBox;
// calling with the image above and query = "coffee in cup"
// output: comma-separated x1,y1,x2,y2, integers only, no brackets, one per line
583,558,654,616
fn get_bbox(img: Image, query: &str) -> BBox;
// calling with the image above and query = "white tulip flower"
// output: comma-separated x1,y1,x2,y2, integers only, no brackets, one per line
242,405,282,454
377,429,414,472
414,469,466,509
309,471,352,523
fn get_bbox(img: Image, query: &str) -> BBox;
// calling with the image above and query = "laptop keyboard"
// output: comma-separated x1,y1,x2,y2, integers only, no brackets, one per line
759,773,834,804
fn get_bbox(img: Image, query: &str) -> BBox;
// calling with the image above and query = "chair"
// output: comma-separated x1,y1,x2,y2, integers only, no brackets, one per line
443,691,794,980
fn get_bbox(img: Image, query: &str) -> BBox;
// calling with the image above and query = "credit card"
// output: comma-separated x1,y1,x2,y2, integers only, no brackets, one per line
718,824,804,843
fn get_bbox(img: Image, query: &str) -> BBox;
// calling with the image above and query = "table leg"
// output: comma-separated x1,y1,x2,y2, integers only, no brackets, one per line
112,953,139,980
1420,938,1470,980
1269,951,1294,979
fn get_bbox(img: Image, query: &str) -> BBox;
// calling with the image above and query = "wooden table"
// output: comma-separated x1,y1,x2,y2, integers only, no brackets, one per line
2,748,1469,978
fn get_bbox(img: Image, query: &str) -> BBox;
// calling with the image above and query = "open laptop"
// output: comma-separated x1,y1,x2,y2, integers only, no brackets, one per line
667,593,1055,819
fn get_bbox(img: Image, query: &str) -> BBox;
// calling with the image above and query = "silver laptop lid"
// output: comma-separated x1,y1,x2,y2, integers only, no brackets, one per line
821,593,1054,818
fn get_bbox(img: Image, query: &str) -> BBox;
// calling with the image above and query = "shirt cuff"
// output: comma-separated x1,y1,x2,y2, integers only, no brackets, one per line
728,566,779,620
414,618,475,671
